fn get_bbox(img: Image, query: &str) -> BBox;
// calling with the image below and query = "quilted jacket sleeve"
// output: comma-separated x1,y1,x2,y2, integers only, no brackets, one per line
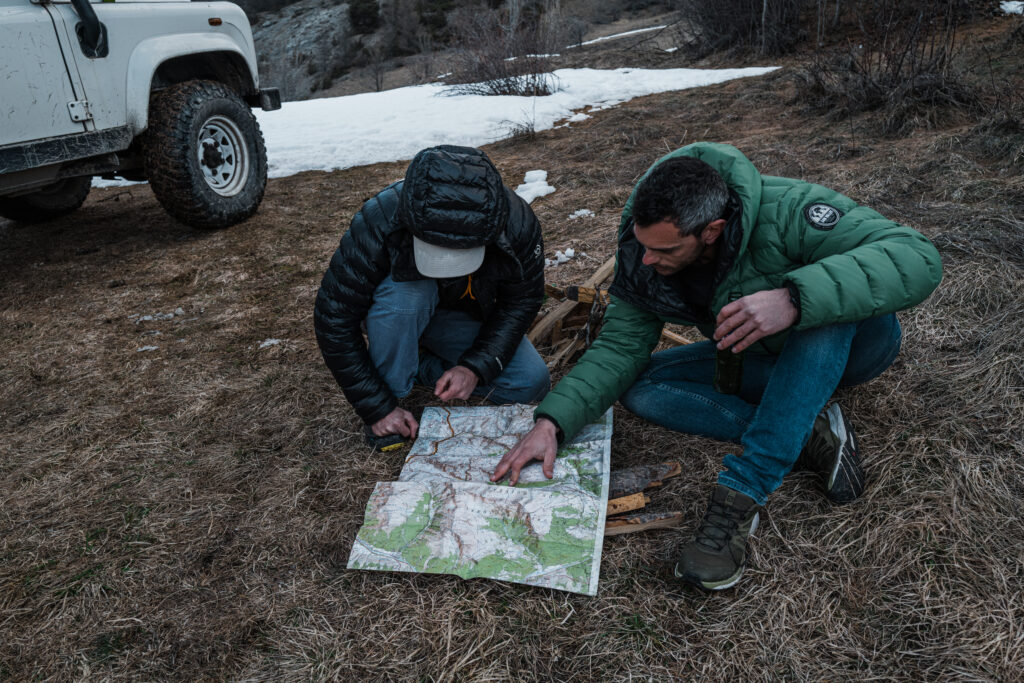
774,183,943,330
457,194,545,384
534,295,663,442
313,194,396,425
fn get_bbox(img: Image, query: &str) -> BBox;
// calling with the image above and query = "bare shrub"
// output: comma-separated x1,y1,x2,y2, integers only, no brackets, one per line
497,116,538,146
796,0,980,135
363,42,388,92
410,28,437,83
967,111,1024,168
443,3,560,97
674,0,806,58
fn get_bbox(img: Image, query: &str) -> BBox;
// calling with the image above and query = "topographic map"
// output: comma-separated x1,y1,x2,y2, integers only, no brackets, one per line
348,405,612,595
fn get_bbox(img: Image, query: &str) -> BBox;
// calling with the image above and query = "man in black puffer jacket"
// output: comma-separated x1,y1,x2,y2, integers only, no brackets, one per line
314,146,550,446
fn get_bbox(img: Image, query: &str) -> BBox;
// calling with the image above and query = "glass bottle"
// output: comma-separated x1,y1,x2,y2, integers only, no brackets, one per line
714,292,744,394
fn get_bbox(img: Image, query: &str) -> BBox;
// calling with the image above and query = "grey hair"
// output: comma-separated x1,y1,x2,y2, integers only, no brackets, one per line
632,156,730,236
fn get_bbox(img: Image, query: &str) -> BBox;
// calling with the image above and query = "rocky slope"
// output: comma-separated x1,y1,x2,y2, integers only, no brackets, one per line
248,0,356,101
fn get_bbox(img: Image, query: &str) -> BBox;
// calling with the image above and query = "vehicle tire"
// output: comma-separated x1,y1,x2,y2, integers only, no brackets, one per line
142,79,268,230
0,177,92,223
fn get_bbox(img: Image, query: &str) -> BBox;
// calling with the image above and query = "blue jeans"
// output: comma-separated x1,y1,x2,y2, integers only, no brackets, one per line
620,314,902,504
366,276,550,404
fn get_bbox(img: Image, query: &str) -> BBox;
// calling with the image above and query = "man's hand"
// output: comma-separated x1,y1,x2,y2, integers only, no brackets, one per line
434,365,479,401
372,407,419,438
714,288,798,353
490,417,558,486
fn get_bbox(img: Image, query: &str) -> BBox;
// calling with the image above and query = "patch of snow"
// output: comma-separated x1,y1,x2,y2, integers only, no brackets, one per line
664,47,678,53
259,338,284,349
96,66,778,187
572,25,667,48
505,53,560,61
567,112,590,122
135,312,174,324
545,248,577,268
134,308,185,324
136,346,159,352
1002,1,1023,14
569,209,595,219
515,170,556,204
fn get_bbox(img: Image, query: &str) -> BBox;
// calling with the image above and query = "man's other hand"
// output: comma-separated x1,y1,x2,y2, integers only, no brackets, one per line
714,288,798,353
491,417,558,486
372,407,419,438
434,365,479,401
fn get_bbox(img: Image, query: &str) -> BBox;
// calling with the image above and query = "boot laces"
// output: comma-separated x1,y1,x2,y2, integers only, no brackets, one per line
695,500,746,552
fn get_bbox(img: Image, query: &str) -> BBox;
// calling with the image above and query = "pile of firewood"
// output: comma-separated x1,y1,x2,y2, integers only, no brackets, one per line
528,255,616,367
605,462,684,536
528,255,694,368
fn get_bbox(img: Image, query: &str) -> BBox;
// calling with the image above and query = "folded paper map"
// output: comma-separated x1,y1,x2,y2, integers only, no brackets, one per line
348,405,612,595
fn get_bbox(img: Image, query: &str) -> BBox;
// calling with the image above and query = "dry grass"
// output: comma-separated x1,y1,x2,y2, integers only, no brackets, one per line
2,18,1023,682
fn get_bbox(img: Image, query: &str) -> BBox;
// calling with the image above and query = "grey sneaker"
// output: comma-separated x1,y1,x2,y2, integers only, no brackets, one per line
797,403,865,504
673,484,760,591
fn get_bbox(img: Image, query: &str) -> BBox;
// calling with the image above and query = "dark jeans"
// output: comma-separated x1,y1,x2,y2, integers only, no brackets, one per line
620,314,902,504
366,276,550,404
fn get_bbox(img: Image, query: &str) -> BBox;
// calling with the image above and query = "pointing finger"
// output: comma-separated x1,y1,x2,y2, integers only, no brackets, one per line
509,454,531,486
491,449,516,482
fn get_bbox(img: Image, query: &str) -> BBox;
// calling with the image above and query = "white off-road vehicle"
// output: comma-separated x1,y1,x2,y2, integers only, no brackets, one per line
0,0,280,229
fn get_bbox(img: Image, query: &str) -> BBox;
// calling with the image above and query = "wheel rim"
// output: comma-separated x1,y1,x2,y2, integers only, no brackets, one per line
197,115,249,197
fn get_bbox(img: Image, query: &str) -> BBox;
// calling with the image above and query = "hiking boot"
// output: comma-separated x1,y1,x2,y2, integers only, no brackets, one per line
673,484,760,591
363,425,407,453
796,403,865,504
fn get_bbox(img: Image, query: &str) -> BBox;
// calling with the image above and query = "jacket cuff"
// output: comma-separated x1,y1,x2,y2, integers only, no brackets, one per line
458,353,497,386
784,280,803,327
360,394,399,427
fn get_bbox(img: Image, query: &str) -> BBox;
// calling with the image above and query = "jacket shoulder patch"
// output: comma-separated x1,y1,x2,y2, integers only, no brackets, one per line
804,203,844,230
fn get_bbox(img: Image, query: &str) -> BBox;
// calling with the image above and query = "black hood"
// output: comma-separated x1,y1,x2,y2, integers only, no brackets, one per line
397,145,509,248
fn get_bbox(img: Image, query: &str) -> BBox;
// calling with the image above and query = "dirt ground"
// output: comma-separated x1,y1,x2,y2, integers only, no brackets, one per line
2,16,1023,682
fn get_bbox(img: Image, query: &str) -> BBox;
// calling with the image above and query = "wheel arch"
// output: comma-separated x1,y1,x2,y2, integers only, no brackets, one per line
126,34,258,135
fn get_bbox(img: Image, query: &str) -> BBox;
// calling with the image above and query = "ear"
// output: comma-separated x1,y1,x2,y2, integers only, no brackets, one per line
701,219,727,244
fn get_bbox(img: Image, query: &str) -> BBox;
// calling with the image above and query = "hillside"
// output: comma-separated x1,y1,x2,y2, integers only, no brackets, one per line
1,9,1023,681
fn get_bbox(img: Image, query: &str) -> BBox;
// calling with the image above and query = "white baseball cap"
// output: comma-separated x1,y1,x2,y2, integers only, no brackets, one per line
413,237,485,278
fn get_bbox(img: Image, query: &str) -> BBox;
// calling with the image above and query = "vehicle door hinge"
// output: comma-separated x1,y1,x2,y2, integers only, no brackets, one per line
68,100,93,122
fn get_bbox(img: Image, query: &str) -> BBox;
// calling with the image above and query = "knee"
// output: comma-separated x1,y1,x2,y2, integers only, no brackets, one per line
518,360,552,403
619,378,651,417
372,276,438,315
489,359,551,404
791,320,857,345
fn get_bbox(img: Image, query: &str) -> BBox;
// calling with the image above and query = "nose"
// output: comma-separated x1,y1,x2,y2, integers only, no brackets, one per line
642,249,657,266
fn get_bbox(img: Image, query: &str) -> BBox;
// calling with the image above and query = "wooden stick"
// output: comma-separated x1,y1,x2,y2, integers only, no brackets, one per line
660,329,693,346
544,284,610,306
605,511,685,536
608,462,683,499
606,492,648,516
529,255,615,344
566,286,610,305
549,337,583,368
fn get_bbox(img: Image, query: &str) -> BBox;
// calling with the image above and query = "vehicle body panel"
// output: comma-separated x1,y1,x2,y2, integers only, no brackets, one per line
0,2,87,145
47,1,259,135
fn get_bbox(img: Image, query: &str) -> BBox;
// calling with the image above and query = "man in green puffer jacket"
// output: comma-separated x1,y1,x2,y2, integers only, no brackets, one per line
491,142,942,592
